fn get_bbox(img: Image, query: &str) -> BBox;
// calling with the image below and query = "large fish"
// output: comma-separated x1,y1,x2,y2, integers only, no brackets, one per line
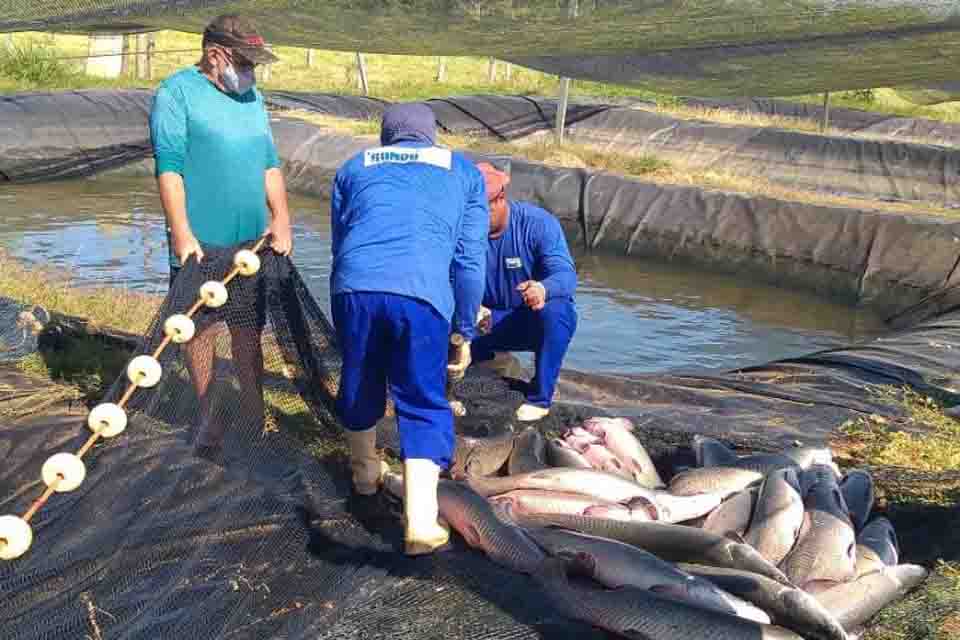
488,490,640,522
853,517,899,578
511,512,793,585
449,431,515,479
814,564,928,631
744,468,804,566
508,427,548,475
669,466,763,497
780,478,857,593
693,436,738,467
469,467,720,523
546,438,593,469
677,563,849,640
838,470,874,533
800,464,843,495
701,487,758,539
466,467,653,502
528,528,771,624
580,417,665,488
580,443,633,479
581,416,636,432
563,426,602,450
384,473,546,574
533,559,804,640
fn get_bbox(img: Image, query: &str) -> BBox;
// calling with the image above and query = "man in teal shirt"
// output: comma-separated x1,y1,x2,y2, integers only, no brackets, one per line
149,14,292,458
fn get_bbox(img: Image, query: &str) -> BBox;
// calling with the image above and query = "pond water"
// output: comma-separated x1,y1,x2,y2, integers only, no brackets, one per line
0,176,887,375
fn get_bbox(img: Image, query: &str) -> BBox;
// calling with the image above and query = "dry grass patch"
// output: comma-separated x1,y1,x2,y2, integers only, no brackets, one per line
0,250,161,336
641,101,958,149
835,386,960,476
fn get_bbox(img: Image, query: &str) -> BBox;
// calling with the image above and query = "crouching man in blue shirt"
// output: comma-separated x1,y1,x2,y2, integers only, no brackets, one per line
471,163,578,422
330,104,488,555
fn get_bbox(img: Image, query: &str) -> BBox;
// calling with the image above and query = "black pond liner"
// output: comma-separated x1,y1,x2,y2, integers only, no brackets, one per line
2,90,959,640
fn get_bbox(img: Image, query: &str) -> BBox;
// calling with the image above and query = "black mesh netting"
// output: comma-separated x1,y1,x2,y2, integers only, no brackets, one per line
0,244,611,640
2,243,960,639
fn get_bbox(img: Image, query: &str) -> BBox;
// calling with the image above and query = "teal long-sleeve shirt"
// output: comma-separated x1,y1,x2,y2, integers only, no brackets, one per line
149,67,281,266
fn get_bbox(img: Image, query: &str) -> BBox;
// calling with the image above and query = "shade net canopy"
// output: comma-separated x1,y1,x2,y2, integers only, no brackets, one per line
2,1,960,96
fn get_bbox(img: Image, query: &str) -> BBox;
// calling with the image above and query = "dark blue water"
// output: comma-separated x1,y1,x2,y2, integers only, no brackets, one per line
0,175,885,375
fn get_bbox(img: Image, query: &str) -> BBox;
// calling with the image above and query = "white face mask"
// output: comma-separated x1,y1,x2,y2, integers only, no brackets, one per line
221,61,256,95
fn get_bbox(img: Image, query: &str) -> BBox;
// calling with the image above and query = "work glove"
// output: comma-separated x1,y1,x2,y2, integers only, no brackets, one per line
476,306,492,335
447,337,472,383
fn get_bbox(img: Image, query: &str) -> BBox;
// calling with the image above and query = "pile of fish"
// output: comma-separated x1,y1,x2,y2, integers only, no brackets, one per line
388,417,928,640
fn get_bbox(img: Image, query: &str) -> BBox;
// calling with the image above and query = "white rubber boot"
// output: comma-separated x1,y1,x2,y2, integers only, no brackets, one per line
344,427,389,495
403,458,450,555
516,403,550,422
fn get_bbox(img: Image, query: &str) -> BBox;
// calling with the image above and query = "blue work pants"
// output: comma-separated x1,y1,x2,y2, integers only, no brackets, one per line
471,298,577,408
332,292,454,469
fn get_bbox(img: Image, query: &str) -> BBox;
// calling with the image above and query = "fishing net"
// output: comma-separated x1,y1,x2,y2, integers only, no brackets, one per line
2,236,960,638
2,1,960,97
0,242,606,640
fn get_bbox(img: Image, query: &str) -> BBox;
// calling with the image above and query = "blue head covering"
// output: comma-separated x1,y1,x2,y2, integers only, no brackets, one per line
380,103,437,146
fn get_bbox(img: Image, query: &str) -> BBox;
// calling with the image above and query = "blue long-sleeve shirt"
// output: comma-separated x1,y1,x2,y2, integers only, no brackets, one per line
149,67,281,267
330,141,488,340
484,201,577,311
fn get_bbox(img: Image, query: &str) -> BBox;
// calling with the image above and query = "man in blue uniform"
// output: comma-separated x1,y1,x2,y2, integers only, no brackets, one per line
471,163,578,422
330,103,488,555
150,15,292,458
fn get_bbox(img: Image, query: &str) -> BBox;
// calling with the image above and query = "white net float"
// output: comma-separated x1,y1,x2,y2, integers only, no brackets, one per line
41,453,86,492
233,249,261,276
87,402,127,437
163,314,196,343
0,515,32,560
127,355,162,388
200,281,228,308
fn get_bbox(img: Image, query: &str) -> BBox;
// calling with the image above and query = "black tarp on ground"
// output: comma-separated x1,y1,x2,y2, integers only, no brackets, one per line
7,89,960,207
263,92,611,141
556,107,960,205
267,91,960,205
0,89,154,182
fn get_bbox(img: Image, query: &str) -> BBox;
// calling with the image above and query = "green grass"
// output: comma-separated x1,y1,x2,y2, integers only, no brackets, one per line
5,30,960,128
789,88,960,123
830,386,960,638
865,561,960,640
0,31,670,102
0,249,161,335
835,387,960,480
